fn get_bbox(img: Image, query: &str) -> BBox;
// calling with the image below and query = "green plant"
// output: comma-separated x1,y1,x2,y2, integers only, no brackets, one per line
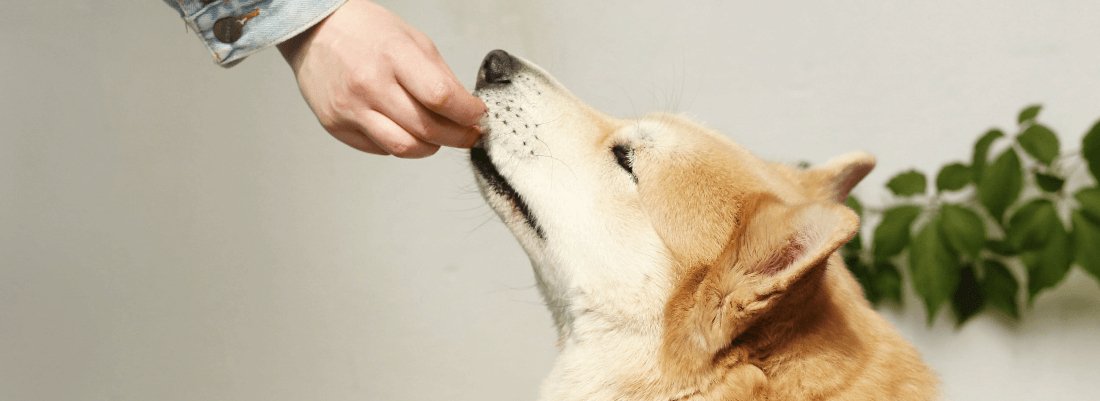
841,105,1100,326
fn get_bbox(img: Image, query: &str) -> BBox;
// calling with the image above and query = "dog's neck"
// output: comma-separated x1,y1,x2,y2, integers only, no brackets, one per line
533,275,676,401
538,325,674,401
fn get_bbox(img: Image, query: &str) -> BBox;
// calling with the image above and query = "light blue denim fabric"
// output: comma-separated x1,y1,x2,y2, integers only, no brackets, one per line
163,0,347,67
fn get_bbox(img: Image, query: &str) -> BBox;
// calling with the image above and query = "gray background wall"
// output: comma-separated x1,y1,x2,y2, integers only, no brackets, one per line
3,1,1099,400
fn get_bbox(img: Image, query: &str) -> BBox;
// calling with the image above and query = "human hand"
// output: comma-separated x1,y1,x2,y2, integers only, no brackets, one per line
277,0,486,157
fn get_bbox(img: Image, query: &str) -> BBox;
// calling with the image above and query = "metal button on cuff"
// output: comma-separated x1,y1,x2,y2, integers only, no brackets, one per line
213,9,260,44
163,0,348,66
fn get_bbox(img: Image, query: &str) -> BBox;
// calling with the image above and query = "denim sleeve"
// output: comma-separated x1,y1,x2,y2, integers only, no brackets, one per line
162,0,347,67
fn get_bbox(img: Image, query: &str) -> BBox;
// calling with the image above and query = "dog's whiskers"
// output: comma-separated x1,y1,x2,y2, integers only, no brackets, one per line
465,213,500,235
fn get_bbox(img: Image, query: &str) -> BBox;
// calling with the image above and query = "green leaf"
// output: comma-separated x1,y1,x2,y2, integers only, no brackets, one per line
1083,119,1100,182
1017,124,1060,165
952,264,984,326
936,163,971,192
886,170,927,197
1020,218,1073,302
971,129,1004,183
843,233,863,255
1017,104,1043,124
843,198,864,254
1034,172,1065,193
985,239,1017,256
872,205,923,260
843,238,863,260
980,260,1019,319
909,216,961,323
873,262,903,305
1005,199,1059,251
939,204,986,259
847,258,878,304
977,148,1023,222
1074,187,1100,223
1072,211,1100,284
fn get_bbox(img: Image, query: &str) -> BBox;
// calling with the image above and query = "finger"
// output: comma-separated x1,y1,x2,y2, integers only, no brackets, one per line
394,48,486,127
407,30,437,55
376,83,481,148
328,128,389,155
356,110,441,158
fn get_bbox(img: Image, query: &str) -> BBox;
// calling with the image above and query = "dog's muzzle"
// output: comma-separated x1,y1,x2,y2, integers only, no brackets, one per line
470,49,545,239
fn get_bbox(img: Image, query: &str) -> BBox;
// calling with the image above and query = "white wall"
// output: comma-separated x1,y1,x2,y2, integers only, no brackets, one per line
2,1,1099,400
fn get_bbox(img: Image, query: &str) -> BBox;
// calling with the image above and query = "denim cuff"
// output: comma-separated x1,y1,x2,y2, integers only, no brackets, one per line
164,0,348,67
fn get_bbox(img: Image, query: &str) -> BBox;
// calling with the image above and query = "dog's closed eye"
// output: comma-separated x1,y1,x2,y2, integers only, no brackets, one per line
611,145,637,183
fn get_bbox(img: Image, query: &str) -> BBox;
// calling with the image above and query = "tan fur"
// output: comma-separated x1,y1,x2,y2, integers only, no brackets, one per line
472,53,938,400
636,124,936,399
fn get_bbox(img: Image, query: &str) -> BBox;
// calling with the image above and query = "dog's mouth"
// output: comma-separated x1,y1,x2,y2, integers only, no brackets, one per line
470,146,545,239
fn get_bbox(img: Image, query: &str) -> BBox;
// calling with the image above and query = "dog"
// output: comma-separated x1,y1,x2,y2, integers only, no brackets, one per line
469,50,937,401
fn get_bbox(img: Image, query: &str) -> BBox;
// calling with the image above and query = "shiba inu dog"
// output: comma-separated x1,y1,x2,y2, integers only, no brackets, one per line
469,50,937,401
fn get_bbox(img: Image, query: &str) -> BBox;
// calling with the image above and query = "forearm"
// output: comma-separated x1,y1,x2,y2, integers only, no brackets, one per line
161,0,347,66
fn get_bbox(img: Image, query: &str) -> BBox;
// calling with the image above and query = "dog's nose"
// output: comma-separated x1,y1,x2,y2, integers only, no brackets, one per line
476,49,516,89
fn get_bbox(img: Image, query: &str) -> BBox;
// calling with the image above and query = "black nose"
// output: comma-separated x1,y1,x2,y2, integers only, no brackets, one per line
476,49,516,89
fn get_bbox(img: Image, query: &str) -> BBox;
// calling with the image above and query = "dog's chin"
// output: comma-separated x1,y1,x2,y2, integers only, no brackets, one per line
470,146,546,239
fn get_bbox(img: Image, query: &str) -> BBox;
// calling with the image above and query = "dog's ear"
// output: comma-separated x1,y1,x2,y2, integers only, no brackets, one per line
800,151,875,202
663,195,858,371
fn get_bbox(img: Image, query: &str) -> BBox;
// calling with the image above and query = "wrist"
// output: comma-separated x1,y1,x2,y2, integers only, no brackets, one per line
277,24,314,70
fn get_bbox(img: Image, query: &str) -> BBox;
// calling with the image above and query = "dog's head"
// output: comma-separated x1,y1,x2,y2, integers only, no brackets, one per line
470,50,874,369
